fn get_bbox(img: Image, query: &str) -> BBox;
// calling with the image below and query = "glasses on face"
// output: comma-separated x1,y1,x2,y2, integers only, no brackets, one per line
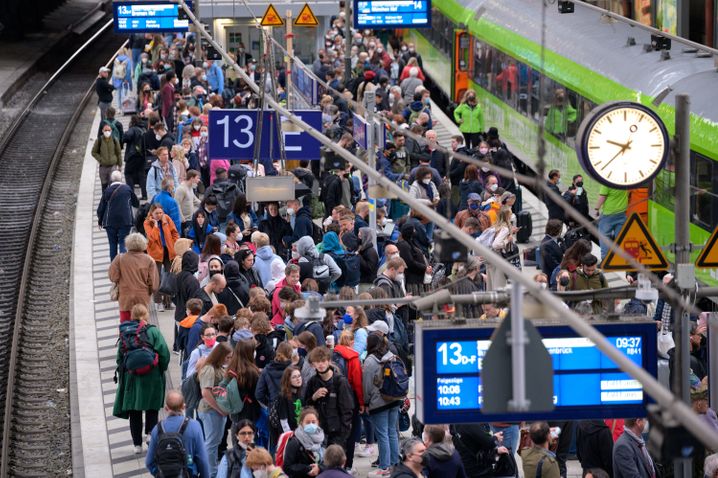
238,431,254,437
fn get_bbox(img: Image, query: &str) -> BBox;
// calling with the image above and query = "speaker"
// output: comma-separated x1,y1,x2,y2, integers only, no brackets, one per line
558,1,574,13
651,35,671,51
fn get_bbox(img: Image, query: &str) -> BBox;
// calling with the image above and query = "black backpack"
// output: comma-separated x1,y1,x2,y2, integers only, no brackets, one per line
298,254,331,293
207,181,239,222
135,201,152,236
154,418,191,478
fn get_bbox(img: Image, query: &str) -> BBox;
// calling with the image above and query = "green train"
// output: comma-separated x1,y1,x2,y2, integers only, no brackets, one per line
398,0,718,284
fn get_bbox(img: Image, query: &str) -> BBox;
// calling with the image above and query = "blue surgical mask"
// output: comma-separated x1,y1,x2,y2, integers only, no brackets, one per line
303,423,319,435
469,203,479,211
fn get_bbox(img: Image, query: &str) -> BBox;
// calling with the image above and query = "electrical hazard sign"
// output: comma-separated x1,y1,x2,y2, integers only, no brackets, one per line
295,3,319,26
695,227,718,268
260,4,284,26
600,213,669,271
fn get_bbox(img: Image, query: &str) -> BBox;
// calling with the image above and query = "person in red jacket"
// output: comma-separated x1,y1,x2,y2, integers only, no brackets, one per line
333,329,365,470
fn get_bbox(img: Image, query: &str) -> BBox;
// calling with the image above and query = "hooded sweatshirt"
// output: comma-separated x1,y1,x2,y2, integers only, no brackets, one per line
424,442,468,478
174,250,201,323
217,260,246,315
296,236,342,282
256,359,291,406
254,245,285,288
575,420,614,475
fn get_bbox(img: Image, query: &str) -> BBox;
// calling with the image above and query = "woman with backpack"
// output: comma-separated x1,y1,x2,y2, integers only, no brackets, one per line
216,419,257,478
362,334,402,476
113,304,170,455
197,342,234,476
283,407,325,478
226,340,261,424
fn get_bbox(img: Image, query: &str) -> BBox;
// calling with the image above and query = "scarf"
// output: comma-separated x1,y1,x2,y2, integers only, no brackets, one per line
418,180,434,200
294,426,325,460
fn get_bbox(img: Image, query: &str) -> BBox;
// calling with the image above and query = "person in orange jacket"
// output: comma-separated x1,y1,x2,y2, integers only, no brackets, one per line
144,202,180,310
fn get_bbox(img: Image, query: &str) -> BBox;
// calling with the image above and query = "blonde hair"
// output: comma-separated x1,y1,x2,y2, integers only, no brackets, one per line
171,144,186,160
339,329,354,346
494,206,513,230
131,303,150,322
245,447,274,468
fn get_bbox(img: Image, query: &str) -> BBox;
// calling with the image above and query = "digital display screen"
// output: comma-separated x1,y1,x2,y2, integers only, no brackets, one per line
113,1,192,33
354,0,431,28
417,321,657,424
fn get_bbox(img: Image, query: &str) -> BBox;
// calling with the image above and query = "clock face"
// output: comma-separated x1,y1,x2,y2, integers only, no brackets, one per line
577,102,669,189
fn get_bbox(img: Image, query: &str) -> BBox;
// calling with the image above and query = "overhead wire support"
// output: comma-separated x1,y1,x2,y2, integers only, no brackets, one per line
175,0,718,452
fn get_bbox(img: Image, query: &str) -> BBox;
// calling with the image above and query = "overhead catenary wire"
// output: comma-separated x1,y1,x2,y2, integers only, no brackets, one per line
256,24,701,317
178,0,718,450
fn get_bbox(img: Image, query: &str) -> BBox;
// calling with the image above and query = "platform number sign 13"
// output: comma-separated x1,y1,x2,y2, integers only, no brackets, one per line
576,101,669,189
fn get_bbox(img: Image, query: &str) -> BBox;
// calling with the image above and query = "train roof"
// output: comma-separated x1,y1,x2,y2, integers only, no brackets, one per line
463,0,718,123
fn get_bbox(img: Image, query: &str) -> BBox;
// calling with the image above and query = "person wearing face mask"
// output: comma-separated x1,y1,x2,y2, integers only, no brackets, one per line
396,223,431,289
562,174,591,223
391,437,427,478
566,253,608,315
215,419,257,478
243,447,288,478
281,198,314,252
92,123,123,193
283,407,325,478
453,89,484,150
304,347,355,448
375,255,406,299
409,168,440,240
544,169,566,222
457,164,483,212
185,325,219,379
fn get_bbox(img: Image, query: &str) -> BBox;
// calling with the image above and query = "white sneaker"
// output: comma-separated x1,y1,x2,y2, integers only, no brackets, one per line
133,445,143,455
156,303,165,312
357,444,376,457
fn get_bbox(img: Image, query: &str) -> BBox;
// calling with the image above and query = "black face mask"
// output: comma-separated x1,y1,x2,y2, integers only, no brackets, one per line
576,181,584,188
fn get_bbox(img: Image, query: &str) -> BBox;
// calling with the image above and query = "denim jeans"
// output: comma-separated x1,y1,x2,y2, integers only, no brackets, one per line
106,225,132,261
490,424,520,454
598,212,627,260
369,407,400,469
199,409,227,477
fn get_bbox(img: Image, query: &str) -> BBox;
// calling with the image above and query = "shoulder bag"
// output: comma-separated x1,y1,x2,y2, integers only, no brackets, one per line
110,253,121,301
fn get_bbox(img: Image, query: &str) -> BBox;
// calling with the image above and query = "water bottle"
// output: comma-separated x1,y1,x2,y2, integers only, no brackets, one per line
326,335,335,349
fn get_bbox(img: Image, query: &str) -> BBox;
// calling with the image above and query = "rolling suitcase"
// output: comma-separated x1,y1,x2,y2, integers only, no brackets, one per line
516,210,532,243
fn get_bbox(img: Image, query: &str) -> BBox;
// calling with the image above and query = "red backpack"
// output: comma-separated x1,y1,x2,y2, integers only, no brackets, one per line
275,431,294,468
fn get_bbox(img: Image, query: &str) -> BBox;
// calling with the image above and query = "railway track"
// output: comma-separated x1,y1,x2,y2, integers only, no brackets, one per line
0,20,124,477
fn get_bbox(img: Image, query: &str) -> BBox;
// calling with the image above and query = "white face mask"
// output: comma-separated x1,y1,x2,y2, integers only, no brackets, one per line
103,131,112,138
193,124,201,131
155,134,162,141
291,250,300,259
201,132,208,138
481,166,490,172
287,207,295,216
253,470,267,478
422,178,431,185
538,282,547,290
388,253,400,261
479,148,489,155
395,272,405,283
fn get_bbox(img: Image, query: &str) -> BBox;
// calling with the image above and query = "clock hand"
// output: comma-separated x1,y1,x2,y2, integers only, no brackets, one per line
606,139,628,148
601,146,627,171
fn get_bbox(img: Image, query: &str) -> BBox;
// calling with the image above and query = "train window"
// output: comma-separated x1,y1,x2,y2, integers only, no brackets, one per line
691,153,718,230
653,169,675,212
544,84,578,143
494,56,518,106
472,40,491,89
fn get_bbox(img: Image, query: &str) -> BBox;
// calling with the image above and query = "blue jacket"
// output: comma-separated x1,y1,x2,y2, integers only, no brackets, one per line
145,415,210,478
206,62,224,93
97,182,138,227
282,206,314,248
377,152,404,182
146,159,178,200
153,190,182,231
254,245,283,287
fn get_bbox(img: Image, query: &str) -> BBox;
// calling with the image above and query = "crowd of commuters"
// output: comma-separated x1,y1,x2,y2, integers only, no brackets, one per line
98,11,717,478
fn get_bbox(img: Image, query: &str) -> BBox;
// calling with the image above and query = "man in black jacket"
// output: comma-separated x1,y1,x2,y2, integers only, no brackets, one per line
540,219,565,278
545,169,565,222
95,66,114,120
97,170,139,261
304,347,354,447
281,198,314,250
123,115,148,200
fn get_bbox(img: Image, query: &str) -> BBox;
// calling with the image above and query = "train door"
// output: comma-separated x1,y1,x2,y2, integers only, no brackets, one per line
453,30,473,102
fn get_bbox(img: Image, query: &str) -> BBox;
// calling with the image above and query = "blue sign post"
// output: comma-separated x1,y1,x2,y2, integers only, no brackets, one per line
208,109,323,161
113,1,192,33
415,320,658,424
354,0,431,28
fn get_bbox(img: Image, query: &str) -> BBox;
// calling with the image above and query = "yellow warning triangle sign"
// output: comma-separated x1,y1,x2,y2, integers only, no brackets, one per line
260,4,284,26
695,227,718,268
600,213,669,271
295,3,319,26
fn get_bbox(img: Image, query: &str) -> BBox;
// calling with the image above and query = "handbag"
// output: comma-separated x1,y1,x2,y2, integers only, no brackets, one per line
502,241,522,270
110,251,121,301
159,269,177,297
657,324,675,358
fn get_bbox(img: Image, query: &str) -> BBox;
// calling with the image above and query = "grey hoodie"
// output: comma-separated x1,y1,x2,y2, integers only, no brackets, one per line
295,236,342,282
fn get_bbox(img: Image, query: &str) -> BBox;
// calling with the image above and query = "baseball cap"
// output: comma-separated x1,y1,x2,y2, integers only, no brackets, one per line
500,191,515,203
467,193,482,202
367,320,389,335
98,66,111,74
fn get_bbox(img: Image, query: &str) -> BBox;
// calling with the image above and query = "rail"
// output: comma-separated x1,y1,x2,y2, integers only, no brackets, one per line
0,18,126,476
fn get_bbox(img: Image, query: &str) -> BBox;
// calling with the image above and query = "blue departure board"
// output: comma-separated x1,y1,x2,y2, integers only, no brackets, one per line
354,0,431,28
417,321,657,424
113,1,192,33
